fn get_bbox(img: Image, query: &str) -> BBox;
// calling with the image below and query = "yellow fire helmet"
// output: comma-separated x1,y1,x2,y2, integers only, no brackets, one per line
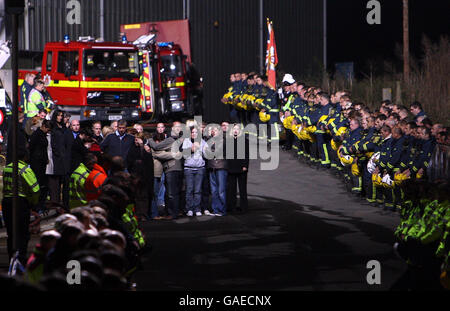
394,172,410,186
283,115,295,130
222,92,233,103
339,152,354,166
301,129,315,143
259,111,271,122
330,139,340,151
336,126,348,137
305,125,317,134
351,163,361,176
318,115,329,127
372,173,383,186
236,102,244,109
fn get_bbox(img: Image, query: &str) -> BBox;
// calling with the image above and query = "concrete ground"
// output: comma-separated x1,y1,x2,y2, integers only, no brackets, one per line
132,148,406,291
0,147,407,290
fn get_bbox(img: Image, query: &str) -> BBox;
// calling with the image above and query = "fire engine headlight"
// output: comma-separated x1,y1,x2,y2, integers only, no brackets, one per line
171,101,183,112
84,110,96,118
131,110,139,118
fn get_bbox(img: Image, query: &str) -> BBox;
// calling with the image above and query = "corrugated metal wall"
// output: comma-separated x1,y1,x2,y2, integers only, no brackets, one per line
18,0,323,122
23,0,183,50
189,0,260,122
26,0,101,51
103,0,183,42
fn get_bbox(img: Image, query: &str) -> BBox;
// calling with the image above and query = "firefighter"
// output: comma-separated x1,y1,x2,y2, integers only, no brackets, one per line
339,118,363,195
373,125,394,208
250,75,267,139
280,77,298,150
69,153,96,209
222,74,239,123
288,83,306,155
258,76,279,144
351,116,382,204
2,149,40,264
312,92,333,170
302,93,322,167
408,127,436,179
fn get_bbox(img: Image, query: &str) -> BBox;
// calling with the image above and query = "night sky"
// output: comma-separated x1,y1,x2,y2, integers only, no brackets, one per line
327,0,450,77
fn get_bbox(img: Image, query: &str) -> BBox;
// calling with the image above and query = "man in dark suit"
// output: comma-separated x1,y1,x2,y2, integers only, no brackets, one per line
100,119,134,167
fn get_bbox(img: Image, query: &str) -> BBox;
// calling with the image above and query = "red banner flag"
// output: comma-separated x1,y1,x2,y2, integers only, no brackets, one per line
265,19,278,90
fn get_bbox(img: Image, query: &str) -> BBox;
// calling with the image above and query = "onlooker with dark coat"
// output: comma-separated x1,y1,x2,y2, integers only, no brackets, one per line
100,119,134,167
6,112,28,165
46,110,68,205
64,119,81,175
92,121,104,144
226,124,250,213
29,120,52,212
62,117,79,210
149,132,166,220
127,132,154,221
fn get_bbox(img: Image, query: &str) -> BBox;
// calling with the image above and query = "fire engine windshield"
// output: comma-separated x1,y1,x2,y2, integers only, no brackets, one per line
83,49,139,79
160,55,183,77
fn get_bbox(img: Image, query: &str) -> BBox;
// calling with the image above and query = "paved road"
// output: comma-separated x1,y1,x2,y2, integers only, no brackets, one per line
133,149,406,291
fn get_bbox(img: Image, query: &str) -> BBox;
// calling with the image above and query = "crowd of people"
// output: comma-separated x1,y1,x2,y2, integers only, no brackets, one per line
222,71,450,290
1,106,251,289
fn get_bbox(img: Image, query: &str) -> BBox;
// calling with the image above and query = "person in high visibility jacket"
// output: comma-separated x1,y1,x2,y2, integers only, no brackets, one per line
122,203,146,249
19,73,36,113
2,151,40,264
85,162,108,201
69,153,97,209
25,80,46,119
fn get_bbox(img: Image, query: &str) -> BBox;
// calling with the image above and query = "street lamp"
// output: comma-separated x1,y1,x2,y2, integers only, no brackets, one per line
5,0,25,261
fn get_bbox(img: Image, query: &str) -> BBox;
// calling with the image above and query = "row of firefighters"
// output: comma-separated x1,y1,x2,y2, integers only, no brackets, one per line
221,72,450,288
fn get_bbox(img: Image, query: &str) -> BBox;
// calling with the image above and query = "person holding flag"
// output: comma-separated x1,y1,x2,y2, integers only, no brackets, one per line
259,19,280,145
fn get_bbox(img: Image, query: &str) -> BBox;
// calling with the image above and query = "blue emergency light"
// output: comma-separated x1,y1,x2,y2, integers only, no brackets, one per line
64,35,70,44
122,35,127,44
157,42,174,47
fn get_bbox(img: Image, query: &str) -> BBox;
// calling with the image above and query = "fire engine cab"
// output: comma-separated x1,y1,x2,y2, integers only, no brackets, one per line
19,36,142,121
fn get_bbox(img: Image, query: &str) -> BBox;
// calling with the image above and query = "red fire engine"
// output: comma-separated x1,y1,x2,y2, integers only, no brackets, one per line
18,36,142,122
121,20,203,121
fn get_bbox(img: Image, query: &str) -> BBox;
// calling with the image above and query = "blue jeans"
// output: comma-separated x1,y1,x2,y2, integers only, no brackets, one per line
209,169,228,215
150,173,166,218
184,168,205,213
157,173,166,206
